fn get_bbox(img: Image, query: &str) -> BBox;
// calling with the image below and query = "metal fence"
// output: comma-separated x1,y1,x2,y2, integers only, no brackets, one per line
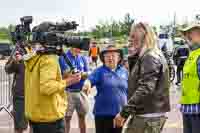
0,64,13,118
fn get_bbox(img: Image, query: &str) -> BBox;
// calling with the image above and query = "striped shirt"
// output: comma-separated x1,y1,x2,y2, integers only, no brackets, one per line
180,104,200,114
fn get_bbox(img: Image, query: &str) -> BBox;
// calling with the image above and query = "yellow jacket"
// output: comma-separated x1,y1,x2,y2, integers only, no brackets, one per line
24,54,67,122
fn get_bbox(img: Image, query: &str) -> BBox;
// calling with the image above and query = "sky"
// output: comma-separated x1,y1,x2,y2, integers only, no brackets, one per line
0,0,200,31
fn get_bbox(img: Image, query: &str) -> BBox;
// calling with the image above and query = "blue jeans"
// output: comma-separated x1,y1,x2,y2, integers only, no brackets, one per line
183,114,200,133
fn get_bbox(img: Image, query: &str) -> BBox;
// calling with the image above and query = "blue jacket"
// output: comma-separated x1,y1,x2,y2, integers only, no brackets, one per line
59,50,89,91
88,65,128,116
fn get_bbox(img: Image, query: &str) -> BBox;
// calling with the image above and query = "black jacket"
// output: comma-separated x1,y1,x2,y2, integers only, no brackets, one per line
5,60,25,98
120,49,170,118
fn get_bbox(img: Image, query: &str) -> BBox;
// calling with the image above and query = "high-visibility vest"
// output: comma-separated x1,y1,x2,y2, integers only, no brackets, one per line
180,48,200,104
90,47,98,57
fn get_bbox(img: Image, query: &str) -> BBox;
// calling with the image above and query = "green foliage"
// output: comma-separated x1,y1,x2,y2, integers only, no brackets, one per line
120,13,134,35
82,13,135,39
0,24,14,41
0,27,9,40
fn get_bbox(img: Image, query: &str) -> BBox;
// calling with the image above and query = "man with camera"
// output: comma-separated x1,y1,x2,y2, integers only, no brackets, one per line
59,47,89,133
5,50,28,133
24,43,82,133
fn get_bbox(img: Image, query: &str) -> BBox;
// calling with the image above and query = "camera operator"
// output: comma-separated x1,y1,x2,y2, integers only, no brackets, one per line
24,43,82,133
59,47,89,133
4,51,28,133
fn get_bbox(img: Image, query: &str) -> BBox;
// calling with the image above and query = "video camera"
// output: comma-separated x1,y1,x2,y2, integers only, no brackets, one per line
8,16,33,62
31,21,90,73
11,16,33,43
10,16,90,55
9,16,91,74
32,21,90,52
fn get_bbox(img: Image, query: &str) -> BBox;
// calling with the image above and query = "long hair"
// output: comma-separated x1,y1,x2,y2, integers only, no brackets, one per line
132,22,159,51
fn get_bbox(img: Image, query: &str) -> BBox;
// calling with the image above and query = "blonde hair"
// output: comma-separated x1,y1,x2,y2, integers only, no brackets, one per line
131,22,159,51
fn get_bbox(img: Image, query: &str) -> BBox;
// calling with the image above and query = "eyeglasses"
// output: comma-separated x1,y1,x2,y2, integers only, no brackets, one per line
104,53,119,58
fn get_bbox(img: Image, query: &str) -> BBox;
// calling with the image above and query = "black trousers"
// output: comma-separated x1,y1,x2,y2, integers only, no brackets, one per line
91,56,98,66
183,114,200,133
30,119,65,133
13,97,28,130
95,116,122,133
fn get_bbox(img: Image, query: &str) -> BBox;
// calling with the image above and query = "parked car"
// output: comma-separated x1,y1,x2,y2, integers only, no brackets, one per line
0,43,12,59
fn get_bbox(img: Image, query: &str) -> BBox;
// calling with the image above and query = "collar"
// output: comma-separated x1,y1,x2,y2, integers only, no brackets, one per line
139,48,153,58
190,44,200,51
67,50,80,59
103,64,121,72
25,54,41,72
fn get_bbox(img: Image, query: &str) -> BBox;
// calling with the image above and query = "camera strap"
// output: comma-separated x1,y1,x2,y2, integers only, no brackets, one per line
61,52,76,73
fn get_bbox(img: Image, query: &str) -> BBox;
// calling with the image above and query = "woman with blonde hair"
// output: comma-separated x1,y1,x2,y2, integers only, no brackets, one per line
114,22,170,133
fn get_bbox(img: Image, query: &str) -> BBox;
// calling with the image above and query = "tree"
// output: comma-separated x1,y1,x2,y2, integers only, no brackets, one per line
0,27,10,40
8,24,15,32
110,20,121,37
79,12,135,40
120,13,135,35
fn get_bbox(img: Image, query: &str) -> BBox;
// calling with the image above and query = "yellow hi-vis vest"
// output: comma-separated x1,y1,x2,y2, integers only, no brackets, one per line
180,48,200,104
90,47,98,57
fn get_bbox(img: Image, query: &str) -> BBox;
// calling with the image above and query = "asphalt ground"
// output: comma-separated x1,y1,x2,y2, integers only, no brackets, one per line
0,60,183,133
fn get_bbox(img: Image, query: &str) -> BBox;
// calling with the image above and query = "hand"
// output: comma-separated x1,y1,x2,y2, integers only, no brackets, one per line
81,72,88,80
6,57,15,64
62,70,72,79
113,113,126,128
65,72,81,86
82,80,91,95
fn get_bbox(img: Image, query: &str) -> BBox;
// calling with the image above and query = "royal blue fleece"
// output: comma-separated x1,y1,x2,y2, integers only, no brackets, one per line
59,50,89,92
88,65,128,117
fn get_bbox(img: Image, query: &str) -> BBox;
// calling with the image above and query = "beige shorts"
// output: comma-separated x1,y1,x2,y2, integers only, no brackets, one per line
66,91,89,117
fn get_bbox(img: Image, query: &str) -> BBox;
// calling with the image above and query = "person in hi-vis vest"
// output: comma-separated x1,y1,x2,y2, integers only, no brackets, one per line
180,23,200,133
89,41,100,67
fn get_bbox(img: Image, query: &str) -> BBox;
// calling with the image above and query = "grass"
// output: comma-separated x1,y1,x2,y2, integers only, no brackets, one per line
0,39,11,43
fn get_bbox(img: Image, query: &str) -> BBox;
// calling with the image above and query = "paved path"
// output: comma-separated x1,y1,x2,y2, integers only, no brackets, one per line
0,84,183,133
0,59,184,133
